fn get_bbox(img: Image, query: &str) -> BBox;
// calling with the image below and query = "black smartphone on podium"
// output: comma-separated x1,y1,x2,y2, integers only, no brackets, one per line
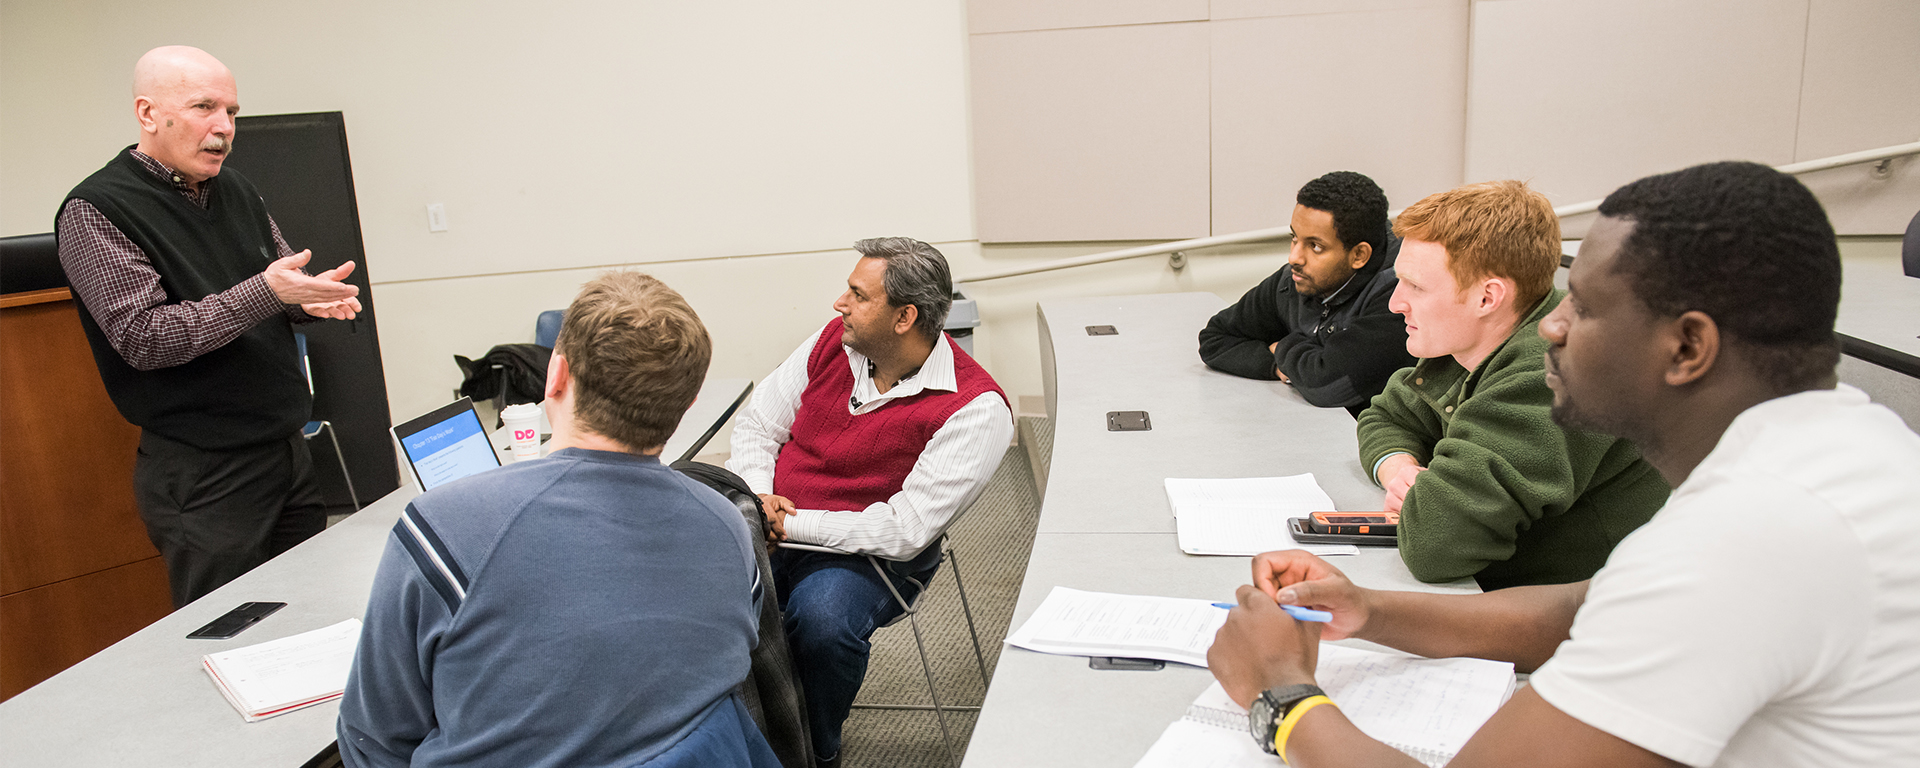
187,601,287,639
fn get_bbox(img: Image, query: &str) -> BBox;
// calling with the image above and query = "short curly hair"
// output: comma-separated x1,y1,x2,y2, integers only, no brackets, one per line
1296,171,1390,255
1597,161,1840,393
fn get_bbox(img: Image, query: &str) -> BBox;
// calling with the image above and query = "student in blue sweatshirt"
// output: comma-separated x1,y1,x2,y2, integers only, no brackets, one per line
338,272,775,768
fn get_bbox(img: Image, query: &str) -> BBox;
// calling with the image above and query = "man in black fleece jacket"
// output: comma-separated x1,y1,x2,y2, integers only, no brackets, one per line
1198,171,1414,414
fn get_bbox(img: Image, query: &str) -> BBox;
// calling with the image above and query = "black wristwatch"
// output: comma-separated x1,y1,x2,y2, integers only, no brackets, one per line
1248,684,1326,755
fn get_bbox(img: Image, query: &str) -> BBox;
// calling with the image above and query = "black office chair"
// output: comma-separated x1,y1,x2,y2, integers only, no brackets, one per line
672,461,817,768
0,233,66,293
1903,208,1918,278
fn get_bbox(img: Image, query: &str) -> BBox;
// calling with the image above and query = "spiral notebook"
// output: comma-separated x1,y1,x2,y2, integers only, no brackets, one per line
1133,644,1516,767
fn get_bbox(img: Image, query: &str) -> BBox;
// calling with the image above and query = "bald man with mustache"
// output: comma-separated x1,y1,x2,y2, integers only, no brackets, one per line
57,46,362,606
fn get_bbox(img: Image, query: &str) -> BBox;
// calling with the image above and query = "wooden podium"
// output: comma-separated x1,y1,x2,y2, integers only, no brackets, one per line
0,287,173,700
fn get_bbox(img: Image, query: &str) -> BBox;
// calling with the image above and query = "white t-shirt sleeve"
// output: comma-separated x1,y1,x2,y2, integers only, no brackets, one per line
1529,479,1869,767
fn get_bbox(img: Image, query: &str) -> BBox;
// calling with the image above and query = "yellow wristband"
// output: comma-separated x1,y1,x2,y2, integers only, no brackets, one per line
1272,694,1336,765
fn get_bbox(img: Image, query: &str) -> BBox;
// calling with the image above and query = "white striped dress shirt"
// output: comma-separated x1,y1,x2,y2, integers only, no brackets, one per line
728,324,1014,560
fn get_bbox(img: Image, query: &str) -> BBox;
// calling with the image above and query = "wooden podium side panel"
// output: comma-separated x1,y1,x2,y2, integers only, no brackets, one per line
0,296,157,594
0,556,173,699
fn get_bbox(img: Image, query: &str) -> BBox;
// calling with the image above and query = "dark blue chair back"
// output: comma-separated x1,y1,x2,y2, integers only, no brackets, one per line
535,309,565,348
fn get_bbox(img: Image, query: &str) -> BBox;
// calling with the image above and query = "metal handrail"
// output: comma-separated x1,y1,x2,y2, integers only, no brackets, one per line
957,140,1920,284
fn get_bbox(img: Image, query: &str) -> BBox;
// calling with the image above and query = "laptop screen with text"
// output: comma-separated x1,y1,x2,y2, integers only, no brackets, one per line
391,397,501,492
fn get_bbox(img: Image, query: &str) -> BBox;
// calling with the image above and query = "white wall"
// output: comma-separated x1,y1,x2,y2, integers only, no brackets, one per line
0,0,1000,431
5,0,1915,438
1,1,978,274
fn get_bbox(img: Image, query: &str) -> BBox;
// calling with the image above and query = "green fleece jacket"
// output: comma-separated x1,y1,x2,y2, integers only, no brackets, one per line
1357,289,1669,590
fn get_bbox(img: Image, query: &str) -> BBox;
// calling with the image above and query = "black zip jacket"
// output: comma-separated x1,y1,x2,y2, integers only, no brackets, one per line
1197,237,1413,410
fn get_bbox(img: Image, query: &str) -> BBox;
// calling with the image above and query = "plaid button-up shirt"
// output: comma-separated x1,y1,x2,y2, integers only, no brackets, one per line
56,148,309,371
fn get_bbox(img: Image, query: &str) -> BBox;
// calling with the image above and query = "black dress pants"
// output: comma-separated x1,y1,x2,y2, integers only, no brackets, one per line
133,430,327,608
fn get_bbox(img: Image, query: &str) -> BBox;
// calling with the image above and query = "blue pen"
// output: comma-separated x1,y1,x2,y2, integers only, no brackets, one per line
1211,601,1333,623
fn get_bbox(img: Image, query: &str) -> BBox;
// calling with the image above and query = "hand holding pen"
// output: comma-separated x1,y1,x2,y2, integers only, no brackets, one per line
1247,549,1373,642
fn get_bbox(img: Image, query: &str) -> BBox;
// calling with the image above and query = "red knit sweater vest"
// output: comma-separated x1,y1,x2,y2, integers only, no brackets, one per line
772,318,1007,512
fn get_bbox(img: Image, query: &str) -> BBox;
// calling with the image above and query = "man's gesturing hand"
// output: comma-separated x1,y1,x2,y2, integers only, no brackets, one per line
265,250,360,305
302,298,362,320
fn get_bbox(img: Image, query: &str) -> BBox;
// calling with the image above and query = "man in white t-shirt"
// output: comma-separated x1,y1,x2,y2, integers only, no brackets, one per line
1205,161,1920,767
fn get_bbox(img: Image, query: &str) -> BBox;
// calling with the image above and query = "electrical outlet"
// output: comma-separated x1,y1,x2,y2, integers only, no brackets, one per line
427,203,448,232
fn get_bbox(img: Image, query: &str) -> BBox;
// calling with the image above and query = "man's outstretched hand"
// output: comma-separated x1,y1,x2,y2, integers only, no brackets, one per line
266,250,360,308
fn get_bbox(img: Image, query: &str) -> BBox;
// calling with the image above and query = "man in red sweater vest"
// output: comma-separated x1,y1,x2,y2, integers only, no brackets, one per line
728,238,1013,767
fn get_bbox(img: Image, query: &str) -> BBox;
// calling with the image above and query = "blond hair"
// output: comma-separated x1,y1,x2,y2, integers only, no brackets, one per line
554,272,711,450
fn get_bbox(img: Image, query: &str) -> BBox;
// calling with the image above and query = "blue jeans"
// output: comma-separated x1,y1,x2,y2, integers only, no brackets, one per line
771,546,941,760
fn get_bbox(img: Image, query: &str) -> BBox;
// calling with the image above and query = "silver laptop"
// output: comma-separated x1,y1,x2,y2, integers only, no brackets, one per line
390,397,502,492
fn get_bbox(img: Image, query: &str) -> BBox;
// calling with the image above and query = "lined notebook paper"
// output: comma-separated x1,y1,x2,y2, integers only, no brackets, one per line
1164,475,1359,557
1134,645,1516,767
202,619,361,722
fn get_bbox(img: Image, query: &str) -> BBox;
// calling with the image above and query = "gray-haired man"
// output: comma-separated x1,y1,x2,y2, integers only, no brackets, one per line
729,238,1013,766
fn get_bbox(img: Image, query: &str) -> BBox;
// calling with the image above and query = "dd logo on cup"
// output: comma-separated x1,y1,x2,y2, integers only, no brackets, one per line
501,403,543,462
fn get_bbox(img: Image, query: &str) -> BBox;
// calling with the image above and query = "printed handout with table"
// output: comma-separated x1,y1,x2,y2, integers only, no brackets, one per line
1164,475,1359,557
1004,587,1227,667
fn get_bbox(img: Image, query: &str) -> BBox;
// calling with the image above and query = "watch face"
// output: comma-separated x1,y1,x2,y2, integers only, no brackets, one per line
1248,694,1280,754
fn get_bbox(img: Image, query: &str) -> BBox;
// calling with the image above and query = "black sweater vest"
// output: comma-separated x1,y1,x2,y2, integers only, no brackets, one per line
61,149,309,450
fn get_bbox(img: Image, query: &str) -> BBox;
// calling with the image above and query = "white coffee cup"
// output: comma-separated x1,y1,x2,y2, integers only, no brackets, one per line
501,403,544,462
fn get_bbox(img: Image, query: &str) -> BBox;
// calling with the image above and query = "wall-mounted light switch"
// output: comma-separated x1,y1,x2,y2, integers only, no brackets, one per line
427,203,449,232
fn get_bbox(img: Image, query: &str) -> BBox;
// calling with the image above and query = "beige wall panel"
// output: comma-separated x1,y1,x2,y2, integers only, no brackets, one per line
970,24,1213,243
1211,0,1459,21
1792,0,1920,234
1210,8,1468,235
1466,0,1809,237
969,0,1207,35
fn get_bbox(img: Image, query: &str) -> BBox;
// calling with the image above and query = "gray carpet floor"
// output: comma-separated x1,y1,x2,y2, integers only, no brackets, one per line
839,427,1046,768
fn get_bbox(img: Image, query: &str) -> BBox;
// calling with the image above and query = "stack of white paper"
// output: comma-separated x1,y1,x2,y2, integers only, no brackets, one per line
1164,475,1359,557
1004,587,1228,667
202,619,362,722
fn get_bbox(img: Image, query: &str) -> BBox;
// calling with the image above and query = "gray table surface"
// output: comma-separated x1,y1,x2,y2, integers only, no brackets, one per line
1837,253,1920,359
1036,293,1380,534
0,378,754,767
961,294,1474,768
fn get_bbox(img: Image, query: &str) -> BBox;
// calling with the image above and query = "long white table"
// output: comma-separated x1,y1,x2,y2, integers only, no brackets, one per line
965,294,1477,767
1036,294,1380,533
0,377,754,767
